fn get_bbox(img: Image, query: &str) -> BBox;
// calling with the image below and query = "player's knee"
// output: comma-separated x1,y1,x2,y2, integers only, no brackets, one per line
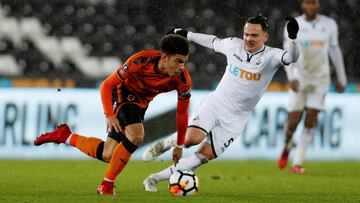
305,110,319,128
102,148,113,162
184,128,206,147
184,136,203,148
128,135,144,146
184,138,201,148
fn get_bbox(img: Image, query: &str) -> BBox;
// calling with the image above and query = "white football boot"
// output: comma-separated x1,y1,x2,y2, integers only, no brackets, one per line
143,175,159,192
142,137,172,162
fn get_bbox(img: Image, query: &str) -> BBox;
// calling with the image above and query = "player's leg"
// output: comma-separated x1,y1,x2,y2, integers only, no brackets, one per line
142,126,206,161
34,124,112,162
143,136,212,192
278,89,306,169
291,84,326,173
291,108,319,173
143,94,216,162
278,111,303,169
143,107,250,192
97,103,145,195
143,127,207,192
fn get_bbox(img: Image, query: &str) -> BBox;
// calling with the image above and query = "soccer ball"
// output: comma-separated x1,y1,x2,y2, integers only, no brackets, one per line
169,169,199,196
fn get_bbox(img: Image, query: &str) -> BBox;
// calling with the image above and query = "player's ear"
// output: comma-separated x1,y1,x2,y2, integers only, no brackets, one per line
263,32,269,43
160,52,168,63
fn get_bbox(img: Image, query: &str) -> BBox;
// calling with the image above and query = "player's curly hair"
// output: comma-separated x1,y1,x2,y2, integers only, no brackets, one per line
246,15,270,33
160,34,189,56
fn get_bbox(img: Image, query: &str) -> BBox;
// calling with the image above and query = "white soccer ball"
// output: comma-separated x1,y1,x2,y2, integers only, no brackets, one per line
169,169,199,196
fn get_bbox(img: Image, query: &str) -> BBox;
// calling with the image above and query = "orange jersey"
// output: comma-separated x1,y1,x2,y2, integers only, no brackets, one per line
100,50,192,145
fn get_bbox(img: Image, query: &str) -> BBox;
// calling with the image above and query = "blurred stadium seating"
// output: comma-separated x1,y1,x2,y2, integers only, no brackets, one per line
0,0,359,89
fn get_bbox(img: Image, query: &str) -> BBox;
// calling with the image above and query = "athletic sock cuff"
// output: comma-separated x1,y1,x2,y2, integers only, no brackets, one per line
96,142,105,161
122,137,138,153
68,134,78,146
194,152,208,164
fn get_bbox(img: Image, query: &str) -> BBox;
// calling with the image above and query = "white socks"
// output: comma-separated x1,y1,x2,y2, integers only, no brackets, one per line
65,133,74,145
293,128,315,166
152,152,208,181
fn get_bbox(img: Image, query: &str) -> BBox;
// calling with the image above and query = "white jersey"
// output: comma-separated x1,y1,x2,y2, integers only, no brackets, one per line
211,37,288,112
284,14,339,84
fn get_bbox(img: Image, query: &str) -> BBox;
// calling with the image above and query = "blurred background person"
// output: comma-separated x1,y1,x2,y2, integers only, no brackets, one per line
278,0,347,173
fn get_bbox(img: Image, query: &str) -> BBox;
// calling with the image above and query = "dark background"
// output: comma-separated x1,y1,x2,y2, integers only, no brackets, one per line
0,0,359,89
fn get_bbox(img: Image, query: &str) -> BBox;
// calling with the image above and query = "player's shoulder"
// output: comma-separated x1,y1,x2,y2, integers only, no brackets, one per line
216,37,242,44
318,14,337,26
225,37,242,45
265,46,284,55
294,15,304,23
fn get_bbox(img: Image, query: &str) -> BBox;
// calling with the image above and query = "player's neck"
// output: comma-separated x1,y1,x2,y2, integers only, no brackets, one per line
157,61,166,75
305,14,317,22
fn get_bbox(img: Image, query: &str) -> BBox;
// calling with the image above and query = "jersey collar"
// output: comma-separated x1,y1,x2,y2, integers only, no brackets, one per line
244,45,266,62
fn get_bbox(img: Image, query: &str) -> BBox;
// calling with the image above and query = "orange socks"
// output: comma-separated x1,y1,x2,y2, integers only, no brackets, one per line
105,138,138,181
69,134,105,161
105,143,131,181
69,133,138,182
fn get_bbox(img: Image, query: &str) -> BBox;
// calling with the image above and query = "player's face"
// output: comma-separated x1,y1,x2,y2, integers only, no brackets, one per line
161,53,188,77
301,0,320,19
243,23,269,53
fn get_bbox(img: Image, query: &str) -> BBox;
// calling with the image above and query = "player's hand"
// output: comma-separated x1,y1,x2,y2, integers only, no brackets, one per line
289,80,300,92
286,17,299,40
166,27,188,38
106,115,122,133
336,82,346,93
172,146,183,166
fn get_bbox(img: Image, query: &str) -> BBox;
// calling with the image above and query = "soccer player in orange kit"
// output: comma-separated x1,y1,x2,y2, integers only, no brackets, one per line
34,34,192,195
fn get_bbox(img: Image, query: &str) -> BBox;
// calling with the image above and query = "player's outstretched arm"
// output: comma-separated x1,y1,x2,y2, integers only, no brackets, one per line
282,17,300,65
167,27,217,49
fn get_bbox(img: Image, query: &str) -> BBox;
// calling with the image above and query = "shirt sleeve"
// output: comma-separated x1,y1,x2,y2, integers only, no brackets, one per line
100,71,122,118
212,37,241,55
328,19,347,86
99,57,136,118
329,19,339,47
176,98,190,146
187,31,217,49
283,26,298,80
175,69,192,146
281,40,299,66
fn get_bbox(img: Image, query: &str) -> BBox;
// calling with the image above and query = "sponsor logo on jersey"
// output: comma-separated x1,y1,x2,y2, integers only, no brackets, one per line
300,40,326,48
127,94,135,101
229,64,261,81
255,60,262,66
123,64,129,72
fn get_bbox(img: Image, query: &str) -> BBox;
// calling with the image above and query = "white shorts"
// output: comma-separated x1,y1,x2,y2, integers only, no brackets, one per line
287,82,329,111
188,93,251,158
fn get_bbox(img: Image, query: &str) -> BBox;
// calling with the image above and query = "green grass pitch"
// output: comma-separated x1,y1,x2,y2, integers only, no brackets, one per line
1,160,359,202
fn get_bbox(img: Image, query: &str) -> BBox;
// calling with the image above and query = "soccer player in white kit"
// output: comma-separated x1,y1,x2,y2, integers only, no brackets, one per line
278,0,347,174
142,15,300,191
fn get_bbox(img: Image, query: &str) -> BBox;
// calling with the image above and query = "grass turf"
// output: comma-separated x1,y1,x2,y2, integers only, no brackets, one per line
0,160,359,203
